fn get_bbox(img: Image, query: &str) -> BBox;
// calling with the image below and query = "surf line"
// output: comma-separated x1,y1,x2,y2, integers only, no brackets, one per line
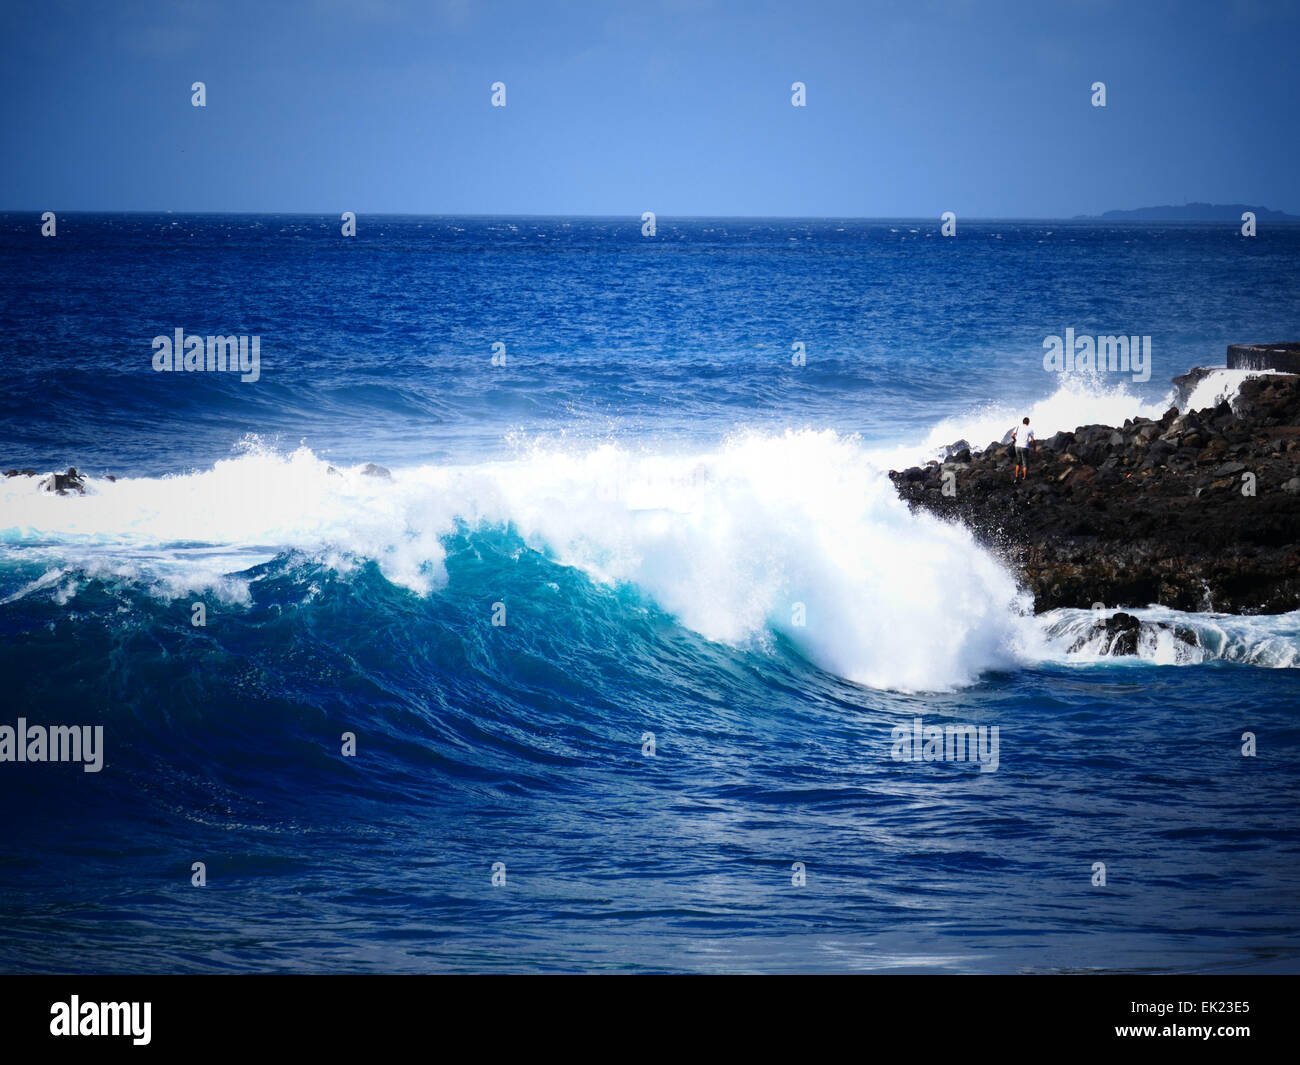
0,718,104,772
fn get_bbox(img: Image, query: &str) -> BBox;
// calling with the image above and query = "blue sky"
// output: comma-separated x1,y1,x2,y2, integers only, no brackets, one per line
2,0,1297,216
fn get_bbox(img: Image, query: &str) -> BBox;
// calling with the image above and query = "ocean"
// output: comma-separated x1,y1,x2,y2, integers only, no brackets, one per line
1,215,1297,973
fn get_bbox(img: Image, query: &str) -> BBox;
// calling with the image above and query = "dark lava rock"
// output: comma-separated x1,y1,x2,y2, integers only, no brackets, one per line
1070,611,1140,655
1066,612,1202,656
37,467,87,495
890,371,1300,614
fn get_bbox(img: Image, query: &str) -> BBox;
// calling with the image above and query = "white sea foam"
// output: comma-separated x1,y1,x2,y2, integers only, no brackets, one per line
0,431,1031,691
863,366,1291,472
1178,367,1274,413
862,373,1169,471
2,388,1296,687
1032,606,1300,669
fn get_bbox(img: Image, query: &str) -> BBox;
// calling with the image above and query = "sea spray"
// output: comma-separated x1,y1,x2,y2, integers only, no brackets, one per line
5,430,1297,687
0,431,1028,691
864,365,1294,474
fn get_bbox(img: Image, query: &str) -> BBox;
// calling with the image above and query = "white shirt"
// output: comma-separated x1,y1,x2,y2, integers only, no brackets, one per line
1012,423,1034,447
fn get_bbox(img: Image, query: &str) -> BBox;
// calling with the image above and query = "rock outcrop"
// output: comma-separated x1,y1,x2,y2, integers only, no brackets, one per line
36,467,88,495
1064,611,1200,656
891,374,1300,614
6,467,95,494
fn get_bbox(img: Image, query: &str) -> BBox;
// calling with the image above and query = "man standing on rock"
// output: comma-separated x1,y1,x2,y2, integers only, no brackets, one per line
1011,417,1035,481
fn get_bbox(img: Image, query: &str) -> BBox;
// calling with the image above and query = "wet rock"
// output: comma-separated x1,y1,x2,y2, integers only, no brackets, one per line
1096,611,1139,655
37,467,87,495
361,463,392,479
1233,374,1300,426
1067,613,1201,656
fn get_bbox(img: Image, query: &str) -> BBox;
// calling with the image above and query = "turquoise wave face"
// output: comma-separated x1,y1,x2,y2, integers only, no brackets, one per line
2,531,1299,973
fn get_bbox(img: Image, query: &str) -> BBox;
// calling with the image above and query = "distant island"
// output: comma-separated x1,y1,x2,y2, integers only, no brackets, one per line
1076,202,1299,221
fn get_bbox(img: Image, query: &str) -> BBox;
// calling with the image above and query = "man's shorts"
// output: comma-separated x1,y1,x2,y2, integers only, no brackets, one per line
1015,446,1030,464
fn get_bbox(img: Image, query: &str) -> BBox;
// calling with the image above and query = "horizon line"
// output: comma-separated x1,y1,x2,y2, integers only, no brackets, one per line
5,209,1300,222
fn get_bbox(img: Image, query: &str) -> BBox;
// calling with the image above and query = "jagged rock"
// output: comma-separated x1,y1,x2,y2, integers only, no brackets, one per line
1089,611,1139,655
37,467,87,495
1066,613,1202,656
890,370,1300,614
1233,374,1300,426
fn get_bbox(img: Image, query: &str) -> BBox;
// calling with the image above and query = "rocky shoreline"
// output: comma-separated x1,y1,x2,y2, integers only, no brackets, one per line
890,370,1300,615
7,363,1298,620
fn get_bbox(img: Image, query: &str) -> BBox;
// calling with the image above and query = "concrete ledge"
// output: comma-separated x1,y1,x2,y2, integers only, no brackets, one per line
1228,342,1300,373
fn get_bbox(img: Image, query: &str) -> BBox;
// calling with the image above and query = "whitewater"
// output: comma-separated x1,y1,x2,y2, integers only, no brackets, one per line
3,371,1295,692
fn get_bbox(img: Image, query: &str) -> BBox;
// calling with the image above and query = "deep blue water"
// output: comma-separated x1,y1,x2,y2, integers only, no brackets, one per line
0,216,1297,972
4,214,1298,473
